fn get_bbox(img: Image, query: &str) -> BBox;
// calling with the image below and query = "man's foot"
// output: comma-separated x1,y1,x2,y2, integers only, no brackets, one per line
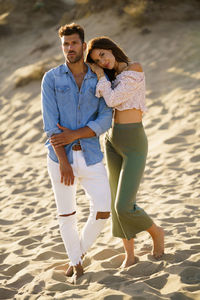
152,226,165,259
121,256,135,269
65,265,73,277
65,254,85,277
72,263,84,284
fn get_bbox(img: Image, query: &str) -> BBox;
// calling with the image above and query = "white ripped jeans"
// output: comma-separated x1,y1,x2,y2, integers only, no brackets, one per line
47,151,111,266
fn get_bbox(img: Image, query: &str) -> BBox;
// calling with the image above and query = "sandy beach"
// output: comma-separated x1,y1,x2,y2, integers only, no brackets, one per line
0,3,200,300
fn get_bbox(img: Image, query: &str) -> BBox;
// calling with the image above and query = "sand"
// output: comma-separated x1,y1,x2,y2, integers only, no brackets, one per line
0,10,200,300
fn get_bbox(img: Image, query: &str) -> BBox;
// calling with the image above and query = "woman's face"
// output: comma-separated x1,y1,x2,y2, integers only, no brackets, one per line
90,48,116,69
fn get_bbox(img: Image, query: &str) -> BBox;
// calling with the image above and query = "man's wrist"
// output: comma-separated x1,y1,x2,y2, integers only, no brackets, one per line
52,145,68,163
74,127,95,140
73,129,80,140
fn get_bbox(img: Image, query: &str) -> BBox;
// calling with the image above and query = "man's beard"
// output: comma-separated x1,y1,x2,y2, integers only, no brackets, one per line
67,51,83,64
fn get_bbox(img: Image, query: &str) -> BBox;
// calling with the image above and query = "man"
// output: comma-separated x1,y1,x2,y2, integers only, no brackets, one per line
41,23,112,281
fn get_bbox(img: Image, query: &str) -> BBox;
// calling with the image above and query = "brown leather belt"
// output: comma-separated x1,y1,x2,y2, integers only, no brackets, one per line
72,144,82,151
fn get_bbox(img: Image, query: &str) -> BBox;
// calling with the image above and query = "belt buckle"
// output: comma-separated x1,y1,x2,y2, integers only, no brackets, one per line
72,144,82,151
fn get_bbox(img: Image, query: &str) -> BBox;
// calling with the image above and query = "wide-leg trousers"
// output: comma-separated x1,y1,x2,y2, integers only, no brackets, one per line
105,122,153,240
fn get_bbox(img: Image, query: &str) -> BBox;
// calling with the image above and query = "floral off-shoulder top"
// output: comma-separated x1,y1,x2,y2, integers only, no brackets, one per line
95,70,147,112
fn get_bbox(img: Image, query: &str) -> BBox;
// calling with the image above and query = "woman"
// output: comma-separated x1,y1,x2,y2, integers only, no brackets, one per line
86,37,164,268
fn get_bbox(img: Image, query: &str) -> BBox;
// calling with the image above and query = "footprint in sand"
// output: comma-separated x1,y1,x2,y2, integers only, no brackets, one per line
18,237,39,246
184,238,200,245
180,267,200,284
159,122,169,130
93,249,119,261
22,208,34,214
26,132,42,143
99,274,126,286
12,230,29,237
145,273,169,289
79,217,87,222
2,261,29,276
13,112,27,121
34,250,67,261
171,292,194,300
164,250,192,264
0,253,9,265
190,154,200,162
162,217,194,223
121,261,164,277
186,168,200,175
6,273,34,289
0,287,16,300
29,280,45,294
47,282,74,292
100,254,125,269
52,237,62,243
0,219,14,225
51,270,67,283
179,129,196,136
51,244,65,253
164,136,186,144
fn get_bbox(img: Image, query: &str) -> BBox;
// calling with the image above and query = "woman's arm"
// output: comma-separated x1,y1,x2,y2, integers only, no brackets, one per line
96,70,144,107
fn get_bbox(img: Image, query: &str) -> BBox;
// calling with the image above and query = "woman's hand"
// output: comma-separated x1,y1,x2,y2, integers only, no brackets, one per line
50,124,78,147
88,63,105,79
59,160,75,185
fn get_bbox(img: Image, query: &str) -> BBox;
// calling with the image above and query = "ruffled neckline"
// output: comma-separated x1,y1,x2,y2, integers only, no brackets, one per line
114,70,144,82
116,70,144,77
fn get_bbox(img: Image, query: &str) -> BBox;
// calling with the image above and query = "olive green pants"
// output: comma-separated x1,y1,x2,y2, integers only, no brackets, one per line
105,122,153,240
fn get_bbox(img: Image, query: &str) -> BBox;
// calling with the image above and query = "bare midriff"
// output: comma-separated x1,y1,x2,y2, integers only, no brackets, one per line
114,108,143,124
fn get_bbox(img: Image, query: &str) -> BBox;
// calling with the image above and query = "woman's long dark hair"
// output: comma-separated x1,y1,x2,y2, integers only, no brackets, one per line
86,36,130,81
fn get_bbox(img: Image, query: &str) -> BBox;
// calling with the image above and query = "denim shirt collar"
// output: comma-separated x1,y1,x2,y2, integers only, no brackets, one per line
61,63,96,79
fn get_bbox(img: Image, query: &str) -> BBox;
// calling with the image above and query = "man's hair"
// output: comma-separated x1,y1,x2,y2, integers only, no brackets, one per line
58,23,85,43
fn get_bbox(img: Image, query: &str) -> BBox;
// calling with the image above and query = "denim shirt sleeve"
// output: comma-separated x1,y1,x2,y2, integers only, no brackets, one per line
41,71,62,138
86,97,112,136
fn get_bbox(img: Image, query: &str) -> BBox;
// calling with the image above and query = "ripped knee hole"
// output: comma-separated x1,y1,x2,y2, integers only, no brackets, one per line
96,211,110,220
59,211,76,217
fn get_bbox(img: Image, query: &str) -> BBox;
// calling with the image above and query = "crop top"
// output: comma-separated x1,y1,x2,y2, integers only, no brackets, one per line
95,70,147,112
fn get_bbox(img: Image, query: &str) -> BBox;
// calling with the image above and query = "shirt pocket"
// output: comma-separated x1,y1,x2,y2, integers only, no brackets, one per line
55,85,70,106
86,87,99,109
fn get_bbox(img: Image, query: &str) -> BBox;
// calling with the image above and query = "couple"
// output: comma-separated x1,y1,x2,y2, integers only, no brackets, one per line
41,23,164,282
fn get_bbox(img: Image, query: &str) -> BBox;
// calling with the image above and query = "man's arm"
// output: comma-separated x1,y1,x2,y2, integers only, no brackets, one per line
50,97,112,147
41,72,62,138
86,96,112,136
41,71,74,185
52,145,74,185
50,124,95,147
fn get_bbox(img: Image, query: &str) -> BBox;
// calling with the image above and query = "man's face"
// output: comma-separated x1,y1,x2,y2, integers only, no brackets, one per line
61,33,86,64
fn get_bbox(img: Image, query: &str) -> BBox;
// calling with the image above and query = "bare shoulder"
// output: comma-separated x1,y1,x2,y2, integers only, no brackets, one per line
127,62,143,72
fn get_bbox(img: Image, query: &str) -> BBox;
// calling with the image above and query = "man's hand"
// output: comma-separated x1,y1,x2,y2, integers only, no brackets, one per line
50,124,78,147
59,160,75,185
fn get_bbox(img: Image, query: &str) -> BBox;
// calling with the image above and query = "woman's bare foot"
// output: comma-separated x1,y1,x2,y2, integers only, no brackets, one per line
147,224,164,259
121,256,135,268
153,227,164,259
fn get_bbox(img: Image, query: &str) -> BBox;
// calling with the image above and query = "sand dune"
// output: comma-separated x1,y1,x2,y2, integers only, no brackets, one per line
0,9,200,300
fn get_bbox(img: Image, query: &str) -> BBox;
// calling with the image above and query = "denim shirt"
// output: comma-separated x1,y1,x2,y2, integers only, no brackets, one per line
41,63,112,166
